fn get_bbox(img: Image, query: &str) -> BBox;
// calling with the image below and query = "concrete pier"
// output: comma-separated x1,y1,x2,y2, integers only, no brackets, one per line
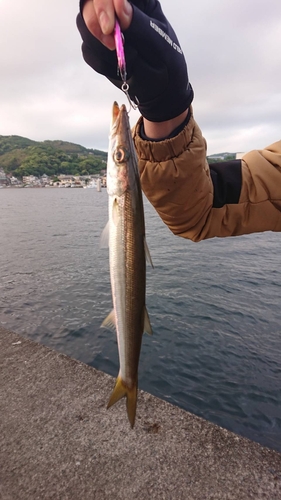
1,326,281,500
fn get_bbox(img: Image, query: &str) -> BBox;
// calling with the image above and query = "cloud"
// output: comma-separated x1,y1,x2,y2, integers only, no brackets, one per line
175,0,281,152
0,0,280,154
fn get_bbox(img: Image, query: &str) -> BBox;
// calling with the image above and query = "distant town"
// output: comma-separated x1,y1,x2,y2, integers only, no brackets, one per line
0,170,106,189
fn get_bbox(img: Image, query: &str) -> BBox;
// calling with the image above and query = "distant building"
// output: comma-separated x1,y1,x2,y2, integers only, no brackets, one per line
22,175,38,184
58,175,76,183
209,155,226,161
0,170,10,186
38,174,49,186
236,153,245,160
10,176,21,185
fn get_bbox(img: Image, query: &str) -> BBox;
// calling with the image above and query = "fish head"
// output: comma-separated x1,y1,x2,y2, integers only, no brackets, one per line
107,102,136,197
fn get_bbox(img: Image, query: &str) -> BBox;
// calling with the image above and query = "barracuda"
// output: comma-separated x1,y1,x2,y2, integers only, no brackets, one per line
102,102,152,428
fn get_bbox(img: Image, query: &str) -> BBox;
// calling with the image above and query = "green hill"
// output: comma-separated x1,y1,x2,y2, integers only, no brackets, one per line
207,152,236,163
0,135,107,178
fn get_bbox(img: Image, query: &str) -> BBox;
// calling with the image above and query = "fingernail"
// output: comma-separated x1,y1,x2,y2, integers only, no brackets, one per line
124,0,131,15
99,11,109,34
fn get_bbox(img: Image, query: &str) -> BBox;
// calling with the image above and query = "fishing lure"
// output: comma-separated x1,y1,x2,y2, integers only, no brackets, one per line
114,19,126,82
114,19,138,110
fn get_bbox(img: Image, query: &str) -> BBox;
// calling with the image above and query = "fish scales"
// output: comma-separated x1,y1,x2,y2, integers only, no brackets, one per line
102,102,152,428
115,190,145,382
124,191,145,377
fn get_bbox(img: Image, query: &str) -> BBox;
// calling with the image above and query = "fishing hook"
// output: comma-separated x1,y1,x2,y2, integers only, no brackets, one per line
121,82,139,112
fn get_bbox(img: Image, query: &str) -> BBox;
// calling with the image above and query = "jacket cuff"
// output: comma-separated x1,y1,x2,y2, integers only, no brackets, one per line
139,109,191,142
133,107,196,164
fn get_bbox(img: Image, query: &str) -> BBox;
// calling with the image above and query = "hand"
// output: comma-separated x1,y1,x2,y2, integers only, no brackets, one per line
77,0,193,122
82,0,133,50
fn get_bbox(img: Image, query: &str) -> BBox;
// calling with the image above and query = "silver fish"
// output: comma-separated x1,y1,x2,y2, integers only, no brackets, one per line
102,102,152,428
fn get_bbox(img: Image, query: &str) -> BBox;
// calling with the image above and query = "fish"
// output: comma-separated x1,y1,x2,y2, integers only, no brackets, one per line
102,102,153,428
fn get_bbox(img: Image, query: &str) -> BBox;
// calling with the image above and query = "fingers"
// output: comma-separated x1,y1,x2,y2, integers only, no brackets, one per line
94,0,132,32
113,0,133,30
82,0,114,49
82,0,133,50
94,0,115,34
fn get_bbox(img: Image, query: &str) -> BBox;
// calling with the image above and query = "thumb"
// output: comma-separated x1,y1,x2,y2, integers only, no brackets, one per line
114,0,133,30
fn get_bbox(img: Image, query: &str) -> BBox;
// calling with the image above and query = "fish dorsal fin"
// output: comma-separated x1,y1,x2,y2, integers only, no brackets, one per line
100,221,109,248
101,309,116,330
143,306,153,335
144,237,153,268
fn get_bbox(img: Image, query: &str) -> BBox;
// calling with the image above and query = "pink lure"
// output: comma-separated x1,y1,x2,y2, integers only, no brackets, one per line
114,19,126,82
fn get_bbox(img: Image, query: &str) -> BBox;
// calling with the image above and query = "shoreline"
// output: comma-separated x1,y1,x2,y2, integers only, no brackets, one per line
1,325,281,499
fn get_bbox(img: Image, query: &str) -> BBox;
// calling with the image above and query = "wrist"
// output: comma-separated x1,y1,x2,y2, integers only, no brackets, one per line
143,109,189,140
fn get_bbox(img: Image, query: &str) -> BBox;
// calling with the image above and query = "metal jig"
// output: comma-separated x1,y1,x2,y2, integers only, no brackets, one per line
114,19,139,112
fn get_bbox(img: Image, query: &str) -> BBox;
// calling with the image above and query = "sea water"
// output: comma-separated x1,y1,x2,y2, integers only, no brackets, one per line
1,187,281,451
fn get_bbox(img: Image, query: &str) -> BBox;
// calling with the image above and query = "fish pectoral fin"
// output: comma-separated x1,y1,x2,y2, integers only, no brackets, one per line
112,198,119,225
101,309,116,330
143,306,153,335
107,374,137,429
144,237,153,268
100,221,109,248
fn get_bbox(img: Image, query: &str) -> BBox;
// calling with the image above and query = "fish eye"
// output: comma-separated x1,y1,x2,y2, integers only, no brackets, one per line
113,146,128,164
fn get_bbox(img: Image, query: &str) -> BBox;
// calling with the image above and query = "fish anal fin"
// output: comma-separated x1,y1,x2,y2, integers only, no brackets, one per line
143,306,153,335
100,221,109,248
101,309,116,330
144,237,153,268
107,374,137,429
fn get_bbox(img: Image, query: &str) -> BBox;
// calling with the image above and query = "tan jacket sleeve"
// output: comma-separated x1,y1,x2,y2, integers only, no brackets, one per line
133,109,281,242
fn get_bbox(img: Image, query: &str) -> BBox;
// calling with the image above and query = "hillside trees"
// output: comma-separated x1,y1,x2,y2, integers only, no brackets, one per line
0,135,107,178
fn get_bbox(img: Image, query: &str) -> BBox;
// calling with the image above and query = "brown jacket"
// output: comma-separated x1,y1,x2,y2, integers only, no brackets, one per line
133,110,281,242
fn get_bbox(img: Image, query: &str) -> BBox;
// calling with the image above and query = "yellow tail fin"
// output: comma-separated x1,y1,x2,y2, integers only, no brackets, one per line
107,374,137,428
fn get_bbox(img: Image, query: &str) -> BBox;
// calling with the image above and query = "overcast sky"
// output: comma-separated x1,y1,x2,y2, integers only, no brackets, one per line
0,0,280,154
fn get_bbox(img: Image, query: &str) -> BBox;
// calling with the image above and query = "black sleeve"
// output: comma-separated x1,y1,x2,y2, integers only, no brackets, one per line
210,160,242,208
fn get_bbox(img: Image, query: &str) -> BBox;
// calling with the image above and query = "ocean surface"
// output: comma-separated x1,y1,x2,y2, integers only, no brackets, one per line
1,187,281,452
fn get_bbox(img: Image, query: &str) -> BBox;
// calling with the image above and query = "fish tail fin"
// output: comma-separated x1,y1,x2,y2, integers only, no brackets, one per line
107,374,137,428
144,306,153,335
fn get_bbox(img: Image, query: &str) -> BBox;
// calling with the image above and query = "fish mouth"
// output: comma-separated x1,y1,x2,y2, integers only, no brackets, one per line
112,101,120,124
112,101,128,127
